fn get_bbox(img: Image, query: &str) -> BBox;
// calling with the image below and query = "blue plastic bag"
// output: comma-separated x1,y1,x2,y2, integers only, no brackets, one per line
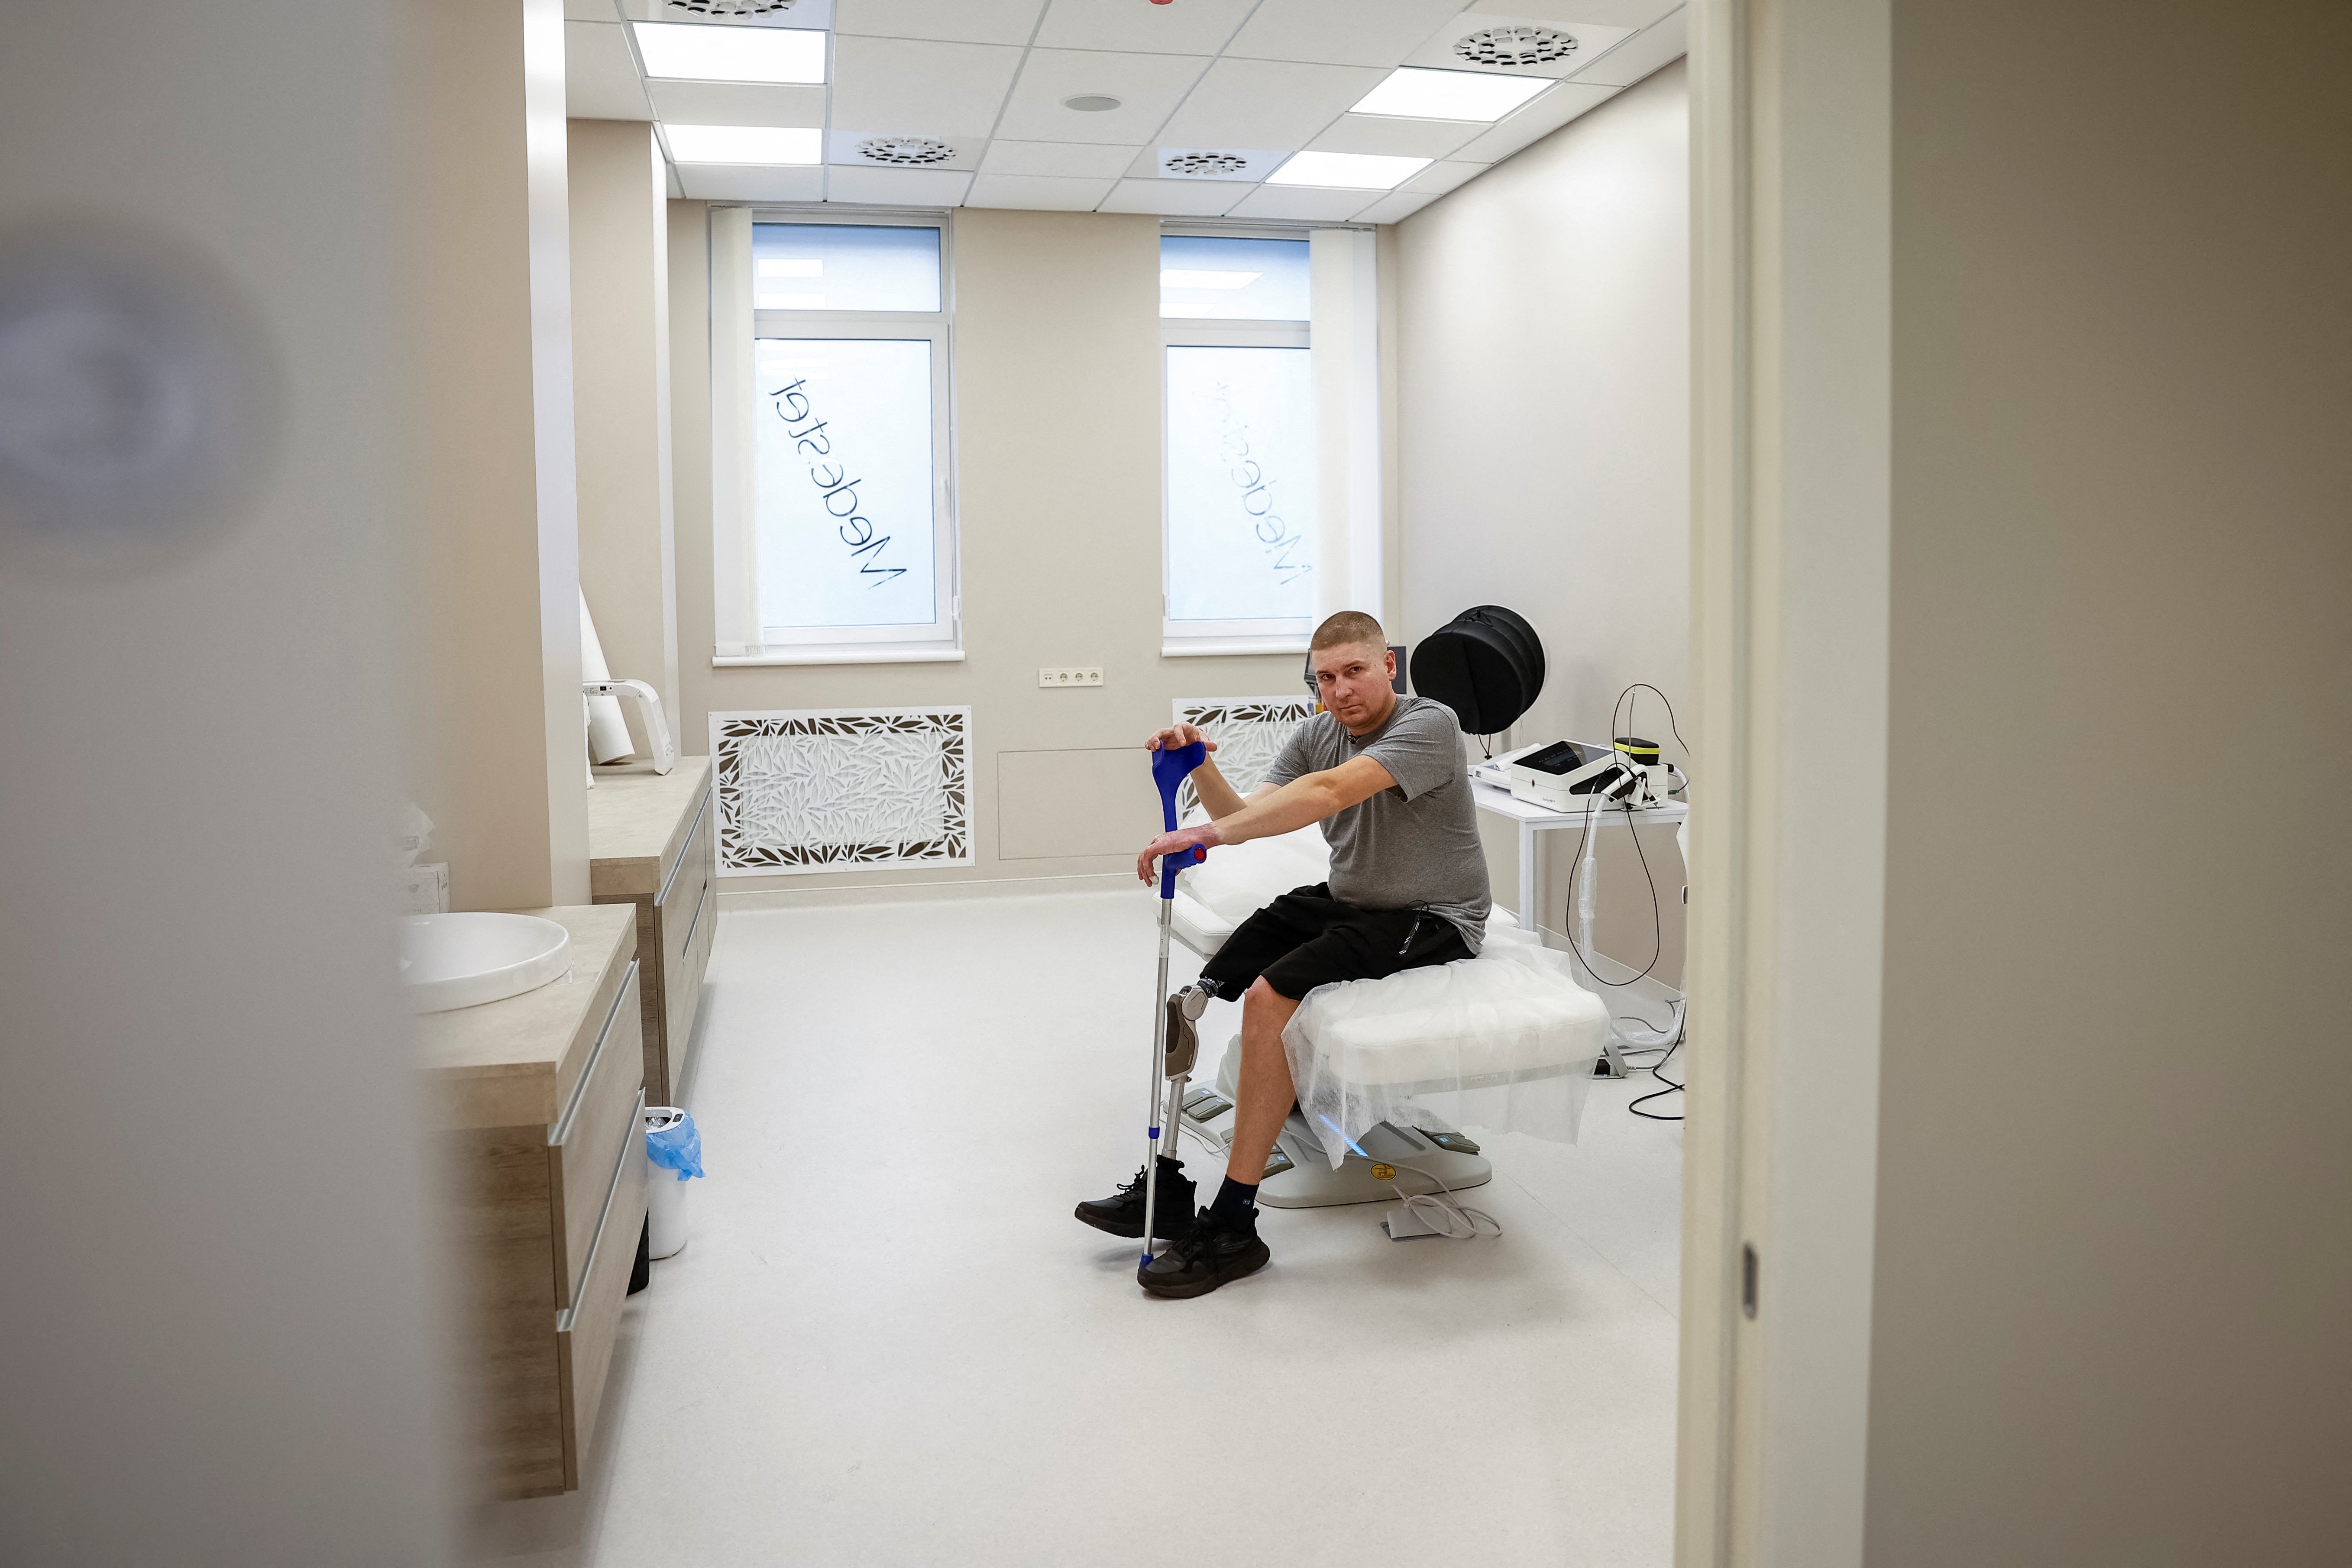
645,1108,704,1181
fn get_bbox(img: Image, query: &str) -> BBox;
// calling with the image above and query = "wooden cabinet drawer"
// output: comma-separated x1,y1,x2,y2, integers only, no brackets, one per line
549,960,640,1310
555,1087,647,1493
665,875,715,1087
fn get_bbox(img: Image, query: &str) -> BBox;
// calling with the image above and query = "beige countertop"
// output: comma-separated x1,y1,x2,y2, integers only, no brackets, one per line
587,756,712,901
412,904,636,1132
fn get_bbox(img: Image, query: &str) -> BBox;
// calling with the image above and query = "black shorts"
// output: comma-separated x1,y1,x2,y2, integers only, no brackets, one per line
1200,883,1473,1002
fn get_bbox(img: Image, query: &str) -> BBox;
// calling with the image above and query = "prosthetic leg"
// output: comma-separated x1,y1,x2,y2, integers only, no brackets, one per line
1141,741,1209,1267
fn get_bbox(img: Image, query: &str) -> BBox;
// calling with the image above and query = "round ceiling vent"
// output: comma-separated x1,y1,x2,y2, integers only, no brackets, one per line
859,137,954,166
1164,152,1249,177
1063,95,1122,113
665,0,797,14
1453,25,1579,68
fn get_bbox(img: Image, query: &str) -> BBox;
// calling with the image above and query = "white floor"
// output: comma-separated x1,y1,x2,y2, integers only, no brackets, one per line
464,889,1685,1568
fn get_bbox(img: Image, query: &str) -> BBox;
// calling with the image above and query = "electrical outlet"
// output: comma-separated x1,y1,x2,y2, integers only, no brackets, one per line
1038,666,1103,688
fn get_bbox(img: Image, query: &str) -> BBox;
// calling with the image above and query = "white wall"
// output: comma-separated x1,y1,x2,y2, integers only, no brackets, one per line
1393,61,1692,963
571,118,679,757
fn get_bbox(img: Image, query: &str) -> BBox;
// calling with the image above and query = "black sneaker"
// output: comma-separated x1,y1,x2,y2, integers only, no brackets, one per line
1137,1209,1271,1299
1075,1157,1195,1239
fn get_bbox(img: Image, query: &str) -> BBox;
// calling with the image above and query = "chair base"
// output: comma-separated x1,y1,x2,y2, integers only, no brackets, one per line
1179,1098,1492,1210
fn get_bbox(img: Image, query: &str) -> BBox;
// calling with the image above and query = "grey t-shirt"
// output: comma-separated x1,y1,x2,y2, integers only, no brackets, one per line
1263,694,1492,953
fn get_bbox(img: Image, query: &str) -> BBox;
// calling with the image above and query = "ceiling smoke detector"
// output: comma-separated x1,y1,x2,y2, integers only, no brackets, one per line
1164,152,1249,177
859,137,955,166
1452,25,1579,68
1063,94,1122,113
665,0,798,14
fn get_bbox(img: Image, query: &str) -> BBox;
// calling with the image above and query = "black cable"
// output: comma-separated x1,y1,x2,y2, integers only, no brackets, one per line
1610,682,1692,764
1628,1033,1686,1122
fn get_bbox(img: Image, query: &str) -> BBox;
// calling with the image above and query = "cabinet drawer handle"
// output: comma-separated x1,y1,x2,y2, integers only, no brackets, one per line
654,789,711,910
550,959,638,1147
679,877,710,961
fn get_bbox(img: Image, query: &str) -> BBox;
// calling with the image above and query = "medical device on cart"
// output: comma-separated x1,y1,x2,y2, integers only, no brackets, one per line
1501,736,1685,812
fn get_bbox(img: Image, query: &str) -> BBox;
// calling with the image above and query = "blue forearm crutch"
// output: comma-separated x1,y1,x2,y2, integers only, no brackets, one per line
1142,740,1208,1265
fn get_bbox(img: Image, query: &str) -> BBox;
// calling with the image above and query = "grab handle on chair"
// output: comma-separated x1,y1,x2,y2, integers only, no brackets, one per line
1151,740,1209,900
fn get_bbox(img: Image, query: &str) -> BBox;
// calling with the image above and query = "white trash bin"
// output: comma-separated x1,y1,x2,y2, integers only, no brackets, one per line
644,1106,694,1259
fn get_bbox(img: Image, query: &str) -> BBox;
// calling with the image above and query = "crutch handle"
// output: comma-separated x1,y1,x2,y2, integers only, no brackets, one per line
1150,740,1210,900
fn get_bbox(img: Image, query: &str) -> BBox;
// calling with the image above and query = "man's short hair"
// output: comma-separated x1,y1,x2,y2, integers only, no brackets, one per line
1310,611,1387,653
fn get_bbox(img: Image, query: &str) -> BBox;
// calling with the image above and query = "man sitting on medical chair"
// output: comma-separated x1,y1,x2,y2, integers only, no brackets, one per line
1078,610,1492,1299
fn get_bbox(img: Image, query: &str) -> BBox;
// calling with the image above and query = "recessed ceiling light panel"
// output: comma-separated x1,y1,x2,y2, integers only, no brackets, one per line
1453,26,1579,68
664,123,824,165
633,21,826,83
666,0,797,13
1264,151,1432,191
1349,66,1551,123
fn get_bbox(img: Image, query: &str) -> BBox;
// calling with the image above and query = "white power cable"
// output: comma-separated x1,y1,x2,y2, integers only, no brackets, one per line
1382,1160,1503,1240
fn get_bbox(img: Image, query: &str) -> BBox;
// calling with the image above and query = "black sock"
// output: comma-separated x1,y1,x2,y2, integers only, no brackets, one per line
1209,1177,1259,1229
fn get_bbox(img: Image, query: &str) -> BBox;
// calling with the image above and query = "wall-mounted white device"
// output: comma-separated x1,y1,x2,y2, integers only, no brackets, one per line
582,679,677,775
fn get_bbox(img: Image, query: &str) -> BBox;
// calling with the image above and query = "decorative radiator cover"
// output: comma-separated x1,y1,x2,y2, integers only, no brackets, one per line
1170,696,1319,817
710,707,972,876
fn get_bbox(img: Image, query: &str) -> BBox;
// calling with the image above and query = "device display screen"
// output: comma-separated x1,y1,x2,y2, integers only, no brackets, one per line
1518,740,1606,776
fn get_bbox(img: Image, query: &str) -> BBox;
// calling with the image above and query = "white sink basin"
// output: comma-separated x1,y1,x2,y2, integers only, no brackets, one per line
397,912,571,1015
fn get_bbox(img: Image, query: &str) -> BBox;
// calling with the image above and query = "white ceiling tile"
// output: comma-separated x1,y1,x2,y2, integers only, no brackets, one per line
824,165,974,205
1469,0,1676,25
993,48,1212,145
1307,113,1484,160
979,139,1141,178
830,36,1028,137
564,0,619,20
1151,147,1293,181
566,22,655,121
1034,0,1256,56
1404,15,1634,77
1155,58,1386,149
1448,79,1619,161
1402,158,1489,194
832,0,1045,46
964,172,1119,210
675,165,826,201
1225,0,1471,69
1097,178,1248,217
615,0,835,23
1225,184,1382,222
1569,5,1686,86
1352,189,1441,223
826,130,984,169
646,80,828,126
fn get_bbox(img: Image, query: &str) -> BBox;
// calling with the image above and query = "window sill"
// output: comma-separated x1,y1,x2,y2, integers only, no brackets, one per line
714,647,966,667
1160,638,1310,658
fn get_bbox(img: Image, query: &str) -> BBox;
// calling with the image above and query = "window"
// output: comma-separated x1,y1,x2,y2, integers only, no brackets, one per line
1161,235,1317,649
720,218,956,660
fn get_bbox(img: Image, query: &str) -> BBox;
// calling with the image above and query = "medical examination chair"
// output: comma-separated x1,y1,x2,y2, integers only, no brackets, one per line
1167,814,1609,1210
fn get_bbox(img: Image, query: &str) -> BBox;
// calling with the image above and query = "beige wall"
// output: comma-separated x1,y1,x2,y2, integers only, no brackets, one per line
569,119,679,754
1393,61,1692,966
401,0,589,910
1866,3,2352,1561
669,204,1301,890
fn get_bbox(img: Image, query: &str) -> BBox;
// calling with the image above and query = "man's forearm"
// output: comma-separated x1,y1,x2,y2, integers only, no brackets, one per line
1207,775,1343,846
1191,761,1250,821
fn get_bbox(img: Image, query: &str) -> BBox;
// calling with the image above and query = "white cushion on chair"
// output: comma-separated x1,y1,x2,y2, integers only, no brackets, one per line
1281,942,1609,1167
